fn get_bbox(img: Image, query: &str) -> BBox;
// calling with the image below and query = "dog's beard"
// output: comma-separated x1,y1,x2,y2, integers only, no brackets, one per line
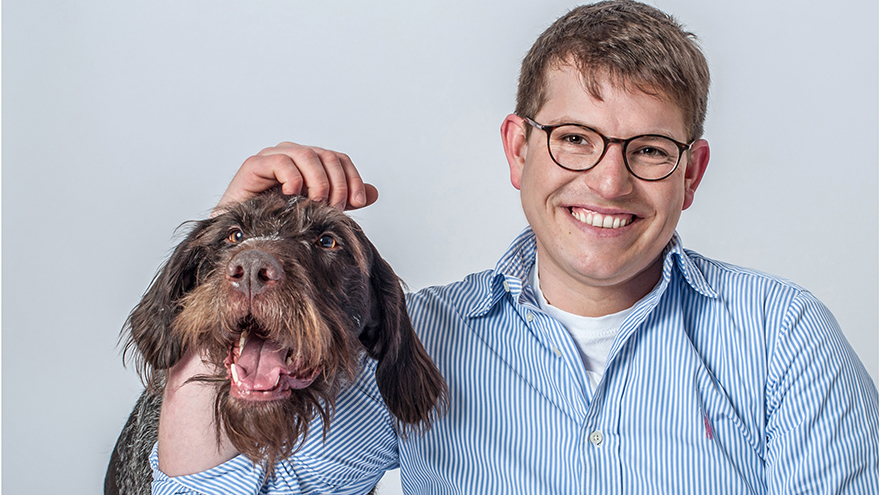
197,323,362,477
173,274,365,475
214,378,337,474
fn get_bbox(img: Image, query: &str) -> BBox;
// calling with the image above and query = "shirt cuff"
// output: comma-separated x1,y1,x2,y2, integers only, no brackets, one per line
150,443,265,495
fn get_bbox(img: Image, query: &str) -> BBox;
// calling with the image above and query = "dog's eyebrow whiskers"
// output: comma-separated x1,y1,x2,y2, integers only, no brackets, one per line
241,234,281,244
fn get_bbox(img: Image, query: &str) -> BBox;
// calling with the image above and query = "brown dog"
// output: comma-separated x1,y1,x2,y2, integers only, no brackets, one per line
105,189,447,494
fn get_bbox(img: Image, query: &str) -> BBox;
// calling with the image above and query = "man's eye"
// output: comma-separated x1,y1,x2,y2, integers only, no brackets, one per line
636,147,669,158
636,147,666,157
562,134,586,145
317,234,337,249
227,229,244,243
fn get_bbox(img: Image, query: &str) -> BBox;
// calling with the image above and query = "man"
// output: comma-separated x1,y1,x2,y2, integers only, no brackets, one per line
154,1,878,493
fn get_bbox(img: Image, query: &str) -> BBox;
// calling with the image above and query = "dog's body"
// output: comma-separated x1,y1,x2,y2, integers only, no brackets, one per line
106,190,447,495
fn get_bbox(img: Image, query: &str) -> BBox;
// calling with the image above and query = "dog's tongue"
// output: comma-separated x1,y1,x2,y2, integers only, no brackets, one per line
227,332,319,400
235,334,288,391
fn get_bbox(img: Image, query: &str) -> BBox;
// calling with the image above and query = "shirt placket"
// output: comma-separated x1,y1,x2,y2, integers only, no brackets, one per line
580,275,671,492
580,344,628,492
508,277,627,492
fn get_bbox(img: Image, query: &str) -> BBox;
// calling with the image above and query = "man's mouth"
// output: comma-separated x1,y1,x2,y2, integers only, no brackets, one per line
570,207,634,229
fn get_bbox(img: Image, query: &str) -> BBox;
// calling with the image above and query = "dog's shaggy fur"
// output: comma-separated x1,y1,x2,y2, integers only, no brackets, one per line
105,190,447,495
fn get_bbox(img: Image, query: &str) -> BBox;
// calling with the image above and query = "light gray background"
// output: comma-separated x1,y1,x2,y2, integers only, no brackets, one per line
4,1,877,494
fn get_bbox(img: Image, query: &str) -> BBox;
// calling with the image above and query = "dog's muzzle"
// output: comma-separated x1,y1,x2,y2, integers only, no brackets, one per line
223,248,321,401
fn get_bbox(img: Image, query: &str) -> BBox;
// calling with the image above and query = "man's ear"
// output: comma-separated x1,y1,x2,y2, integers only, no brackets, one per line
682,139,710,210
501,114,529,190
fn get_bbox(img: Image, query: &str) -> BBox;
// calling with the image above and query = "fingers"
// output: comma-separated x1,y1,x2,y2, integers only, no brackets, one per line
335,151,379,210
359,184,380,211
302,147,349,209
217,142,377,211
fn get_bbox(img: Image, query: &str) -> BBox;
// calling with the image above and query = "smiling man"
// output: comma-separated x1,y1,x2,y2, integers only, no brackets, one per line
154,1,878,493
502,66,709,318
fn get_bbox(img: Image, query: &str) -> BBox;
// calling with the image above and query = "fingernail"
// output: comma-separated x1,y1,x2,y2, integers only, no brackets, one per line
355,191,366,206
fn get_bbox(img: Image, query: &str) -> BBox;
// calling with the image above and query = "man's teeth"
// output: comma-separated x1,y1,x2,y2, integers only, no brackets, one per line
571,209,630,229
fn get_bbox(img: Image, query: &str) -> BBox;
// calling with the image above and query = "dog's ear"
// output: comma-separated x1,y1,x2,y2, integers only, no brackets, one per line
357,239,448,434
123,219,214,386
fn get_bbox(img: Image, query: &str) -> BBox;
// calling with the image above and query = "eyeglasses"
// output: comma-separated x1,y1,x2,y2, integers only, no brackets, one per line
522,116,693,181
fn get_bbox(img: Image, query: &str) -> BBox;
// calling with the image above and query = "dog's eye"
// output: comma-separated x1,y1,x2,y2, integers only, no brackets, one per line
316,234,337,249
227,229,244,244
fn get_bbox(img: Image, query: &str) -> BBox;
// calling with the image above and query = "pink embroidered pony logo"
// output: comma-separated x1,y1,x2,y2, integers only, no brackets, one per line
702,411,714,440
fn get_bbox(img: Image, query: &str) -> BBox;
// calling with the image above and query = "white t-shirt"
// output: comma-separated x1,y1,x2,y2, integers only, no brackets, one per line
529,262,634,389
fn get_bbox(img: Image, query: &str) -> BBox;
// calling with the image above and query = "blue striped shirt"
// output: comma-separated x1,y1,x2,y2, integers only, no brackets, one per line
152,228,878,494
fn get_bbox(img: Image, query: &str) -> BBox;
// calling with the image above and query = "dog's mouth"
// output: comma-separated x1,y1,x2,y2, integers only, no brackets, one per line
223,322,321,402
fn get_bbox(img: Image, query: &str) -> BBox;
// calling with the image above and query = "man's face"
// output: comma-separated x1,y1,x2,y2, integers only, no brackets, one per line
502,65,709,316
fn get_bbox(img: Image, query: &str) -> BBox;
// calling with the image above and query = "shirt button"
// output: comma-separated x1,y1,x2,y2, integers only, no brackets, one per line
502,280,510,292
589,431,603,447
526,312,535,322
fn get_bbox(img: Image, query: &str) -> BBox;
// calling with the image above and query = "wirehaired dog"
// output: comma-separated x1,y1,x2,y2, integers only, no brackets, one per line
105,189,448,495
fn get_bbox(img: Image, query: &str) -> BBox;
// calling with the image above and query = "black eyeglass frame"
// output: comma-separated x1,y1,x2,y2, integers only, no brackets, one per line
522,116,693,182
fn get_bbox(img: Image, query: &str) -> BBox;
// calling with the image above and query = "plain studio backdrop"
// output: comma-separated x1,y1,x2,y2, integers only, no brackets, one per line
3,1,877,493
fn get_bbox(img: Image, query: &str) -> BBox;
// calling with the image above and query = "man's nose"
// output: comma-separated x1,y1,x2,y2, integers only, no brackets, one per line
583,142,633,199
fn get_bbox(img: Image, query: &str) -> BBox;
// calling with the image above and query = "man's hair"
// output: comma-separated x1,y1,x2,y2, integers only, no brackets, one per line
516,0,710,141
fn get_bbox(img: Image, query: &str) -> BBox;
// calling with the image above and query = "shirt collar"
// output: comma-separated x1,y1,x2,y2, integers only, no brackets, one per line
468,227,717,318
663,233,719,299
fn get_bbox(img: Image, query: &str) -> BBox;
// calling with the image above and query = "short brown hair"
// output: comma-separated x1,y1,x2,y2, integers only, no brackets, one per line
516,0,710,140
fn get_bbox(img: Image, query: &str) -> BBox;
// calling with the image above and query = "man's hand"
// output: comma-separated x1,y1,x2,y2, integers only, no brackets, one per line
218,142,379,211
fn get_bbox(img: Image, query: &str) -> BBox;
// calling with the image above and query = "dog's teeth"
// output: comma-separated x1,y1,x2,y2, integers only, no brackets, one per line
239,331,248,350
230,363,241,384
274,375,281,388
286,355,293,367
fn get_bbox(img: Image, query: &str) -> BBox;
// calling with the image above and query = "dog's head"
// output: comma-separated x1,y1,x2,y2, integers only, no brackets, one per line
123,189,447,469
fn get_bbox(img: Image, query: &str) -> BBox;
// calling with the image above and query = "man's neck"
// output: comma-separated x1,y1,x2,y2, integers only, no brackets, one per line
534,255,663,318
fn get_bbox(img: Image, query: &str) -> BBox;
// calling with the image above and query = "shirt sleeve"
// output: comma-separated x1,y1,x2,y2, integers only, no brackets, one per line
764,290,879,493
151,357,398,495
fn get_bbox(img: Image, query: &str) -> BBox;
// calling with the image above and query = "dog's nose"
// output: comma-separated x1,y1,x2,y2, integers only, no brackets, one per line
226,250,284,297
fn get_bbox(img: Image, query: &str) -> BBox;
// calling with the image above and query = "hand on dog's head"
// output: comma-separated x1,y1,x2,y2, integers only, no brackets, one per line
122,188,447,470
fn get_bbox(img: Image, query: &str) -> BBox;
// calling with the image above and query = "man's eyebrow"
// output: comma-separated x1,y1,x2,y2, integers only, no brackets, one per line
544,118,684,140
545,116,584,125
